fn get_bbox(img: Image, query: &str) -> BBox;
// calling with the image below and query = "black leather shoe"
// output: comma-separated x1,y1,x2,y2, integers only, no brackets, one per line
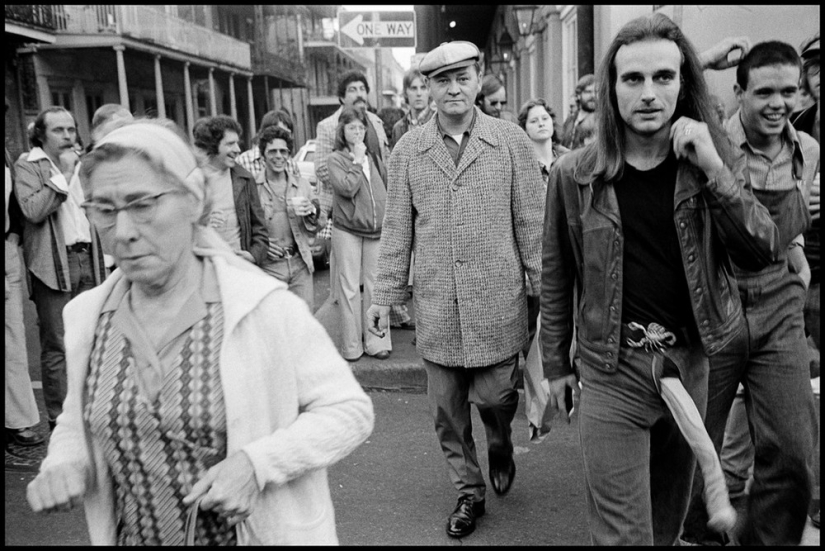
489,452,516,496
446,496,485,538
6,427,45,447
372,350,390,360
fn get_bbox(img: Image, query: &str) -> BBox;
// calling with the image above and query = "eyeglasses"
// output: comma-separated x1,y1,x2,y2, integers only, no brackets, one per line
265,148,290,156
81,190,182,229
489,100,507,106
344,124,366,133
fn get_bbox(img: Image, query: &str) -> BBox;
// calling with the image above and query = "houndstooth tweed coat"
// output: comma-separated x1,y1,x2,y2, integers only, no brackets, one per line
373,108,544,368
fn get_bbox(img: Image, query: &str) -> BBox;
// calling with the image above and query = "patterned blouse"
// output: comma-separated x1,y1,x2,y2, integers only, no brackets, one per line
83,261,236,545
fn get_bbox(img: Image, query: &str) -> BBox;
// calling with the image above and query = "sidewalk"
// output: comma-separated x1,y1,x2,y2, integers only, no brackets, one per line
314,294,428,392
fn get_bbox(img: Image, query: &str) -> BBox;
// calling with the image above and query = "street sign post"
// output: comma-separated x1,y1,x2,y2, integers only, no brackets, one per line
337,10,416,49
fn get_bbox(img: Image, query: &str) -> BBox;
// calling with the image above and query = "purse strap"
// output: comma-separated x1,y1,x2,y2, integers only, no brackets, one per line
184,496,205,546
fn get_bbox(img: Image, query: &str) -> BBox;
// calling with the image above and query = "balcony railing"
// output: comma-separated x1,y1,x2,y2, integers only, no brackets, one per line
51,5,251,70
252,48,306,86
5,5,57,31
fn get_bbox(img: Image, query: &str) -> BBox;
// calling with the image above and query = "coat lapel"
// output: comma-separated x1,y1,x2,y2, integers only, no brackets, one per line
419,118,457,179
230,168,244,204
454,110,498,181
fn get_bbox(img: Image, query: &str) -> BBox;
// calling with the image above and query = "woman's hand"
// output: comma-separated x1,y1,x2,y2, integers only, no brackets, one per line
351,142,367,164
27,462,88,514
183,451,260,526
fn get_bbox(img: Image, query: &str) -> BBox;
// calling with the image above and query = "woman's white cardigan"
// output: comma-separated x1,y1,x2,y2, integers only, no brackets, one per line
41,250,374,545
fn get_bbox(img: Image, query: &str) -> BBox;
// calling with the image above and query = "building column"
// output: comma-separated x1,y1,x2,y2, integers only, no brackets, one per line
154,55,166,119
183,61,194,135
247,77,256,141
208,67,217,116
114,45,130,110
229,73,237,121
543,9,564,119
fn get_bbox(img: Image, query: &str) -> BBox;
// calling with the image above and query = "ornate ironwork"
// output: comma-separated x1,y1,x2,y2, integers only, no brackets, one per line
5,5,56,31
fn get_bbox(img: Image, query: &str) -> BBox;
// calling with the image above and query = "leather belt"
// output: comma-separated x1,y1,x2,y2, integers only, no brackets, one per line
282,245,296,258
620,321,695,351
66,242,92,254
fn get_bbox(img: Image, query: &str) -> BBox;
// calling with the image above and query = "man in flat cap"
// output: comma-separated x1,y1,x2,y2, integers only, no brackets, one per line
367,41,544,538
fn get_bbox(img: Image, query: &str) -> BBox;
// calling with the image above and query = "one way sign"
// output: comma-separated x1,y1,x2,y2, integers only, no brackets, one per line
338,10,416,49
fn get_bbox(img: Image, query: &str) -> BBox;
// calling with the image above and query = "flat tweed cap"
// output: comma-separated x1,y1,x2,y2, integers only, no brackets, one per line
419,41,480,78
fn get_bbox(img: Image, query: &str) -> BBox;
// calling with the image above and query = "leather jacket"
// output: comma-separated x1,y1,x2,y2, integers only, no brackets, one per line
540,145,780,380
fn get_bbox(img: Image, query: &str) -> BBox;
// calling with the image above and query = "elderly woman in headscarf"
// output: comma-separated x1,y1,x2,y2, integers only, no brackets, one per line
25,120,374,545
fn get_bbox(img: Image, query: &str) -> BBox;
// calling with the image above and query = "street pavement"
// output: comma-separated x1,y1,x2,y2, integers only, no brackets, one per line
5,264,820,545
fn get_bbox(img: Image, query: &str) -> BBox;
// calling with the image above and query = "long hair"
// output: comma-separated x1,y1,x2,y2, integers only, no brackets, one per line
517,98,562,144
584,12,734,183
333,107,370,152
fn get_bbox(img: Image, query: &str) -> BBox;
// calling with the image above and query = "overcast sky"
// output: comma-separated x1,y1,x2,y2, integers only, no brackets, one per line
341,5,416,70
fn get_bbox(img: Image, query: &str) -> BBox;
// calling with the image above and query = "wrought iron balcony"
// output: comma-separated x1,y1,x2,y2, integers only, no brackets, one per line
251,48,306,86
5,5,57,31
50,5,251,70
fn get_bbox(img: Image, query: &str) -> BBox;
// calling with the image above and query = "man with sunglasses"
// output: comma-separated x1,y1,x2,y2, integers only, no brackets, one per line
476,74,517,123
254,125,324,309
14,106,108,429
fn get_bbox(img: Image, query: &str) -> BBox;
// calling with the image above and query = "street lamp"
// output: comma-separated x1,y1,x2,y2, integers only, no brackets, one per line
498,26,515,62
512,5,539,38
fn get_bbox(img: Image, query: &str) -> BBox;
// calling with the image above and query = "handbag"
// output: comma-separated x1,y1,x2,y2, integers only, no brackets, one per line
183,496,204,546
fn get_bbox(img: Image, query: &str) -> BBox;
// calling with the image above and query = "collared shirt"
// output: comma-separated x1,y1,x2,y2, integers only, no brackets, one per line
26,147,91,246
100,257,220,402
725,110,807,192
257,171,297,249
435,109,477,166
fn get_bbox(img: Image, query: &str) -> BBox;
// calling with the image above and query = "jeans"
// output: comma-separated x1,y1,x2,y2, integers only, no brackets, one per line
261,255,314,310
684,264,817,545
5,240,39,429
720,388,753,498
423,355,519,502
30,249,96,422
578,339,708,545
332,229,390,359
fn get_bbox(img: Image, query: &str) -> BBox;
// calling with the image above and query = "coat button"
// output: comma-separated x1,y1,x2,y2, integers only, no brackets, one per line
608,337,614,343
679,221,686,229
451,185,459,192
606,352,613,359
611,273,618,280
455,260,462,266
605,363,612,370
701,319,709,327
610,306,616,312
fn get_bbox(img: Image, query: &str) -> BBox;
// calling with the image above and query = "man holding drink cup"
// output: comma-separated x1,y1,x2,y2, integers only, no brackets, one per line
255,125,324,309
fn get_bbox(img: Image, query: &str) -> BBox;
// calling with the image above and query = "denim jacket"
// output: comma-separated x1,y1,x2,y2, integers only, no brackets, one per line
539,145,780,380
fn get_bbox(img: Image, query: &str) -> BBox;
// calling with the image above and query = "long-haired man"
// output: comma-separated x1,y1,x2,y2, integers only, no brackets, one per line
539,13,779,545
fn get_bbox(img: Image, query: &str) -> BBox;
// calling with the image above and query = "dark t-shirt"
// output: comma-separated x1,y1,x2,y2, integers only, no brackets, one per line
614,153,695,332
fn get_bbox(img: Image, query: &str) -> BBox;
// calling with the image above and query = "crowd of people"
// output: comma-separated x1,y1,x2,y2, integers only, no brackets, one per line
4,11,819,546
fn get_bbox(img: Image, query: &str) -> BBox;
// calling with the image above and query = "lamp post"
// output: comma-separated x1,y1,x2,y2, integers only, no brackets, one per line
498,26,515,63
512,5,539,38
